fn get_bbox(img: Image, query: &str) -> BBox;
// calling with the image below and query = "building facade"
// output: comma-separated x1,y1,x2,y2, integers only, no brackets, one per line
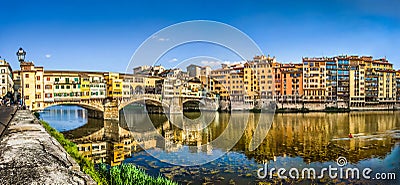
9,48,400,111
0,59,14,98
279,63,303,102
302,57,327,102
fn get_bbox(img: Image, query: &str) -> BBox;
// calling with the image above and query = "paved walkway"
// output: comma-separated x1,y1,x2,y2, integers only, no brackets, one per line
0,110,95,185
0,106,17,137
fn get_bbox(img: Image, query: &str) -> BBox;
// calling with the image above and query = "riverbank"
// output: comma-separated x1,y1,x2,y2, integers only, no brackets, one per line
37,113,177,185
0,110,95,184
242,107,399,113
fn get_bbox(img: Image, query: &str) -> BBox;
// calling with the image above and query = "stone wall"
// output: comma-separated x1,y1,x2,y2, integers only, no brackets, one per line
0,110,95,184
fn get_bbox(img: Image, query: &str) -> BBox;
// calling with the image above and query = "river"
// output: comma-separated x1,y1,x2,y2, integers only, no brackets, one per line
40,105,400,184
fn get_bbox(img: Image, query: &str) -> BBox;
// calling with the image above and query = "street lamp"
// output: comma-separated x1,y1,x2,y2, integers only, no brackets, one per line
16,48,26,62
16,47,26,108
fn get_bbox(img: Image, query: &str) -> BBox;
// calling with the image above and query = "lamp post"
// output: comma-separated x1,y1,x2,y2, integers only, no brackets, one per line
16,48,26,107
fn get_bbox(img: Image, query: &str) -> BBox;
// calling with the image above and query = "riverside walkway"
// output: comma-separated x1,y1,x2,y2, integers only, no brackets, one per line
0,106,17,137
0,110,94,184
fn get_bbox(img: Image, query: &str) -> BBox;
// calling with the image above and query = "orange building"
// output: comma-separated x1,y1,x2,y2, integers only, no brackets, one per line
280,63,303,102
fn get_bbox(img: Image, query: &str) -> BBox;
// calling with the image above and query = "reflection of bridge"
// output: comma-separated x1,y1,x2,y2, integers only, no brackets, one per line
41,94,218,120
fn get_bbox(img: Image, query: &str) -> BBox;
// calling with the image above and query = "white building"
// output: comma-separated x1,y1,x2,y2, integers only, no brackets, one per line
0,59,14,98
187,64,211,78
89,74,106,99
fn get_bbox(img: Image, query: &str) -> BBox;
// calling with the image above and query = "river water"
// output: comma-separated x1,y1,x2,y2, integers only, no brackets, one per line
40,105,400,184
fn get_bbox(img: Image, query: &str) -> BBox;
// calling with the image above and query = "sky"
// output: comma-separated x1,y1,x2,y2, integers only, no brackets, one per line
0,0,399,72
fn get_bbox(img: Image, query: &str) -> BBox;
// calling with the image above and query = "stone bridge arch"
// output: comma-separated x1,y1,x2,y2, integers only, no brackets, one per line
118,94,165,111
42,101,104,112
182,98,206,105
42,100,105,119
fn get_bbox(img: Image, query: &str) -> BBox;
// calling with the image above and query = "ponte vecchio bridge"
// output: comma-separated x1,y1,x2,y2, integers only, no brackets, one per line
40,94,219,120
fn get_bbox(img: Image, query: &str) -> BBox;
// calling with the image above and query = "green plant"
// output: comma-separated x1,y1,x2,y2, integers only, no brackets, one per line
98,163,178,185
40,120,178,185
33,112,40,119
40,120,107,184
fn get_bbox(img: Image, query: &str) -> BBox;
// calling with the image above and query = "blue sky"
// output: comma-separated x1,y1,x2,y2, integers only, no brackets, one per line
0,0,399,72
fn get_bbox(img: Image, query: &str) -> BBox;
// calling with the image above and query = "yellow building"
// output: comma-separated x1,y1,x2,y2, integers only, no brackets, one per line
105,72,122,99
396,70,400,102
77,143,92,160
80,74,90,99
145,76,159,89
19,61,44,109
349,56,366,106
372,58,396,103
107,142,125,166
244,56,275,102
302,57,327,102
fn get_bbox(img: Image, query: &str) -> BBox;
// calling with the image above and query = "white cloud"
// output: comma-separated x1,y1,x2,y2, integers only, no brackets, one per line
151,35,170,42
158,37,170,42
45,54,51,59
168,58,178,62
200,60,221,67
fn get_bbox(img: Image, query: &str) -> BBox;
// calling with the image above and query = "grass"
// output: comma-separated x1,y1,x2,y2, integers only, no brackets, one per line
39,119,177,185
40,120,108,184
98,163,178,185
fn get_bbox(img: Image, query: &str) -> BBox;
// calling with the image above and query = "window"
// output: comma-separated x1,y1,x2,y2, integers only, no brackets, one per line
45,85,52,89
25,74,29,78
46,77,50,81
55,78,59,82
55,85,59,89
25,84,29,88
1,69,4,73
36,85,41,89
66,78,69,83
36,76,40,80
45,93,52,98
25,96,29,100
1,79,4,84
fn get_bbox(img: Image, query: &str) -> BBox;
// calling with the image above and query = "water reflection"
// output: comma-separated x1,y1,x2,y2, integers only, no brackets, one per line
40,105,87,131
41,106,400,184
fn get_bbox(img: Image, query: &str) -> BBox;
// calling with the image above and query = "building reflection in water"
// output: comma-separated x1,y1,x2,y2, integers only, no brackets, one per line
61,106,400,167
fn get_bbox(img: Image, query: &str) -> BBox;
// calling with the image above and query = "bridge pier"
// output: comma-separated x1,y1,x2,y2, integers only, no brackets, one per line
103,100,119,121
104,119,120,141
103,100,120,141
169,96,183,113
